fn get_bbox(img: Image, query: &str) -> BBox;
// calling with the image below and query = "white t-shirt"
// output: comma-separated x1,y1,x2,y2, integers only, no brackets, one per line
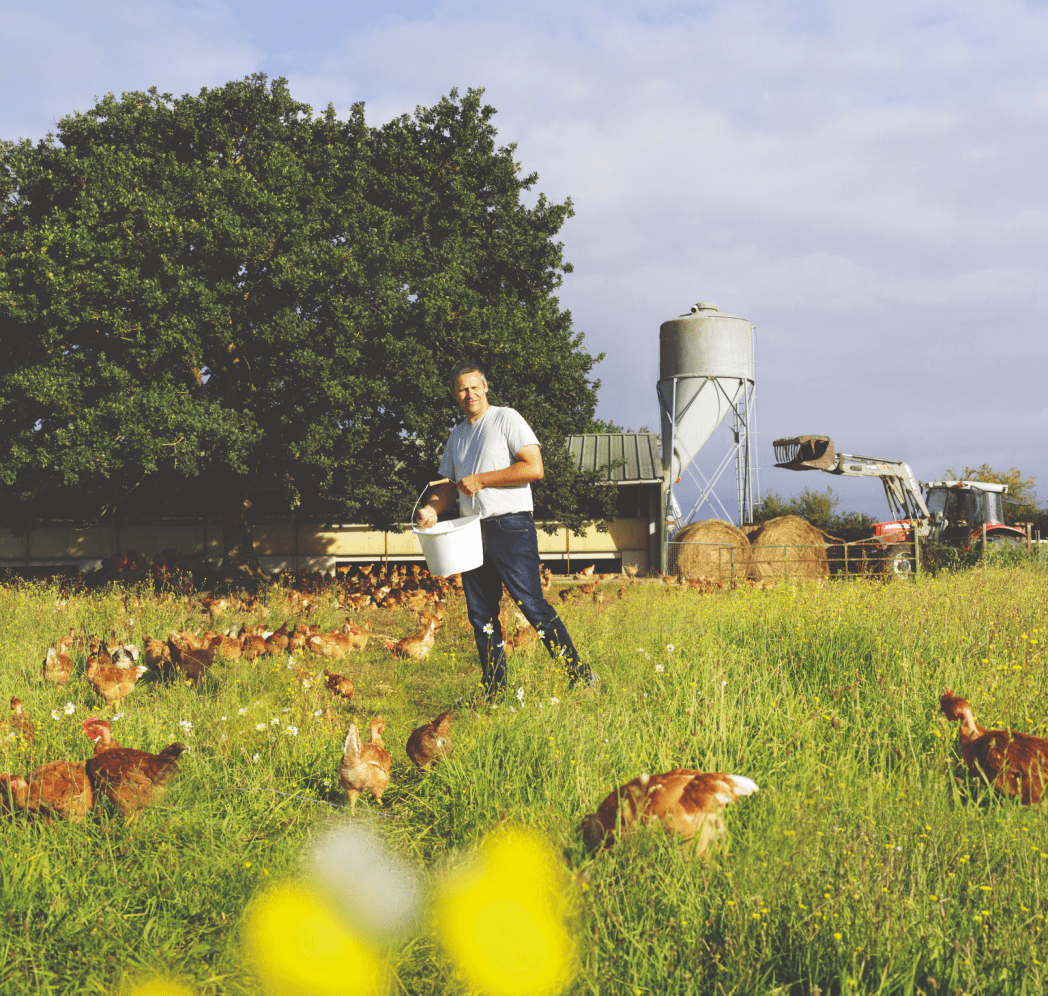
437,406,540,518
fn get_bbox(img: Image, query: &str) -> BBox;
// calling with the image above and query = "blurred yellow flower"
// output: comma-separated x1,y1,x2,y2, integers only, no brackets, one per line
244,882,385,996
434,827,576,996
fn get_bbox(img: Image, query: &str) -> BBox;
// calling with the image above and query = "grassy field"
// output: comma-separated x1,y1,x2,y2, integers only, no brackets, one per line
2,563,1048,996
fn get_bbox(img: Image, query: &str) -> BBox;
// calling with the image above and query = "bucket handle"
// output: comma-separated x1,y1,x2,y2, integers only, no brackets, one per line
411,478,475,528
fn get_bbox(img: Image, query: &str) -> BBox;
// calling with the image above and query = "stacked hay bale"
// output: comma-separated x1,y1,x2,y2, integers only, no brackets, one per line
748,516,829,580
673,520,752,581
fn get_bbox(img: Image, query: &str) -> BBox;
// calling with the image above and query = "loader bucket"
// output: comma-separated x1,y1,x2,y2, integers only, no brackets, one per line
773,435,838,471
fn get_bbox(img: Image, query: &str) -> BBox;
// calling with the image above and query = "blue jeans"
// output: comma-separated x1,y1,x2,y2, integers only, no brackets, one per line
462,513,586,696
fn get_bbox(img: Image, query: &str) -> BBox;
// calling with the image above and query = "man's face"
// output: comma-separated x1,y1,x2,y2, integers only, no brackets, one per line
453,371,489,422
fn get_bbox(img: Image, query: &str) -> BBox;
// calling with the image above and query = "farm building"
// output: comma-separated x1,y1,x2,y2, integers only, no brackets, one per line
0,433,665,576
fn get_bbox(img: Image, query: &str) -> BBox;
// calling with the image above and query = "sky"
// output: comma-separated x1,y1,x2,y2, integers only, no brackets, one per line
5,0,1047,523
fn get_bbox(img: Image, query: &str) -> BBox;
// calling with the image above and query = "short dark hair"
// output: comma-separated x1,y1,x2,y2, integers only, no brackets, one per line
448,361,487,388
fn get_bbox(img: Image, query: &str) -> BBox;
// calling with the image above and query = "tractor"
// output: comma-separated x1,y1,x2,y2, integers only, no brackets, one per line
773,435,1028,575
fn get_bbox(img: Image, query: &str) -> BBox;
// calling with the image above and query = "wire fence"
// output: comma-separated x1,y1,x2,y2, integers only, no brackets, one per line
664,531,1045,582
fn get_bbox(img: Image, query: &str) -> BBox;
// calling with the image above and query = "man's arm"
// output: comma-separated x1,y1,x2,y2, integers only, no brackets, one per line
416,480,459,528
457,445,543,498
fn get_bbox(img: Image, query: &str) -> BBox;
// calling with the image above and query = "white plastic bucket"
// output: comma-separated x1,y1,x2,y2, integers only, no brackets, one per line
413,514,483,576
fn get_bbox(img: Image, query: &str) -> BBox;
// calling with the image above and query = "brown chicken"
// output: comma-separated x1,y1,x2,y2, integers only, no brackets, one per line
264,622,291,656
940,690,1048,804
86,654,148,705
287,624,310,653
338,717,392,814
143,637,172,672
7,697,34,744
0,761,94,821
582,770,760,857
43,636,76,686
208,632,243,661
344,620,371,652
504,611,538,655
388,618,438,661
83,719,188,820
324,670,355,701
406,710,454,771
165,638,214,681
240,626,267,660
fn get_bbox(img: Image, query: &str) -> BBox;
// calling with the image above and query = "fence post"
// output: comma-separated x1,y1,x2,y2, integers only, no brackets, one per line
844,541,848,576
913,520,920,578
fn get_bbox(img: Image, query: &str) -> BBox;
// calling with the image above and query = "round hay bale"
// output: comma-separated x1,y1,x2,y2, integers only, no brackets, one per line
672,520,751,581
749,515,829,580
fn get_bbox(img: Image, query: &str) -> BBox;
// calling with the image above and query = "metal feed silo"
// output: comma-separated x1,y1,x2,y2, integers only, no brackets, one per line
656,302,758,530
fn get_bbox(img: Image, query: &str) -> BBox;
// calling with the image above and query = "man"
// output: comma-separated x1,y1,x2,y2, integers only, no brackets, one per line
416,361,598,700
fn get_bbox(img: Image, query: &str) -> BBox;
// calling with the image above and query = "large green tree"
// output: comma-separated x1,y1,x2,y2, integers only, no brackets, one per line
0,76,613,580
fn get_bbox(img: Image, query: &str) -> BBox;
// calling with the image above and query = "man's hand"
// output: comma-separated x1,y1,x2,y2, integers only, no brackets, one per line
416,505,439,529
457,475,484,498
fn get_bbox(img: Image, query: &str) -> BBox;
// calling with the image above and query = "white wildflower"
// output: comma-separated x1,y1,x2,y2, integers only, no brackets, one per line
271,718,281,726
256,723,267,732
252,753,260,763
238,707,248,715
516,687,525,703
282,708,290,714
302,680,312,690
655,663,664,673
314,709,323,717
482,622,494,635
285,726,299,736
666,644,675,652
178,720,193,732
322,779,331,788
550,697,560,705
63,702,75,715
221,716,228,721
51,710,61,721
508,706,517,714
286,656,295,669
5,732,15,742
536,630,545,640
112,712,125,721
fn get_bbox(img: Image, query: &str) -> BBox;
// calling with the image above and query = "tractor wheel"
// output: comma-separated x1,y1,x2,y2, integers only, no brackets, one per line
883,546,914,578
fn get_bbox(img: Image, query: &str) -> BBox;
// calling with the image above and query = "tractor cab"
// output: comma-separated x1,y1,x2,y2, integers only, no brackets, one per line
922,481,1023,548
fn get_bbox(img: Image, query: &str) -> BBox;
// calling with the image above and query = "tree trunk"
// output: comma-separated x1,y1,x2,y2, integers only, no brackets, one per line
217,473,267,592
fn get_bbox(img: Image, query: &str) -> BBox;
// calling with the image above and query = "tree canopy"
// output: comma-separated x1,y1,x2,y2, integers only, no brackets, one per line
0,75,615,577
753,486,875,542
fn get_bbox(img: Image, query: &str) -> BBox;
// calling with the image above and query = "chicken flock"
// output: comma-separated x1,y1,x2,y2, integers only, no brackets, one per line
5,558,1041,860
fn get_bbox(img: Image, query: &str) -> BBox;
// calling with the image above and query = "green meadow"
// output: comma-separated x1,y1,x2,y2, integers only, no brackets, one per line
1,563,1047,996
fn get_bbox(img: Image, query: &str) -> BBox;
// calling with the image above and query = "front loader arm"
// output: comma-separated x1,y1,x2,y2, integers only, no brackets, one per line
774,435,931,523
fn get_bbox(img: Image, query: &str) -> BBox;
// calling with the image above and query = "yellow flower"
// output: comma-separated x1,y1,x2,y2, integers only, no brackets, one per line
244,882,385,996
434,827,576,996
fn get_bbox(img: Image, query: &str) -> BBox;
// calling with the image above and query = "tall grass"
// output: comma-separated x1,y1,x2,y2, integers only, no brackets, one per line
2,565,1047,995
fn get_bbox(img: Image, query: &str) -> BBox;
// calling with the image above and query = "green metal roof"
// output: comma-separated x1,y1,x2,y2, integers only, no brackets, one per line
566,433,663,484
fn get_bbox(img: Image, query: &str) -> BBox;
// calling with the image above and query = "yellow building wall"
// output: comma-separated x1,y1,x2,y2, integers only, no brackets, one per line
2,517,649,567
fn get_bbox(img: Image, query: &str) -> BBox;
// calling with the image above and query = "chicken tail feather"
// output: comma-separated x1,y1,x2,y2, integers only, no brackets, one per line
726,774,759,797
